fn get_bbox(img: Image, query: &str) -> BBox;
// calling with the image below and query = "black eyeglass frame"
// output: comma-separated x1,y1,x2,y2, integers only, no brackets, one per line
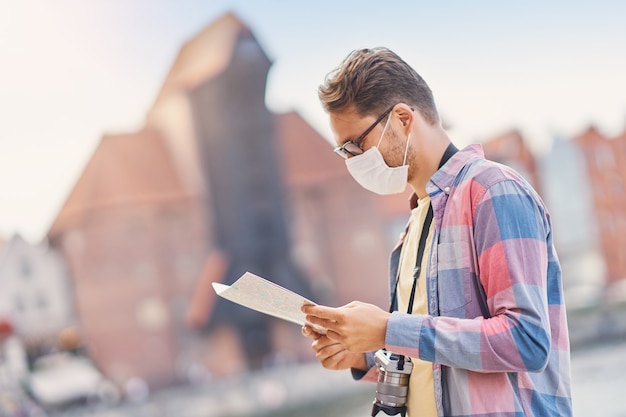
333,105,395,159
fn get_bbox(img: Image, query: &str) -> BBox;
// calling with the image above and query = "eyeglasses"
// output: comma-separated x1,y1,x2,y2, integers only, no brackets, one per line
333,105,395,159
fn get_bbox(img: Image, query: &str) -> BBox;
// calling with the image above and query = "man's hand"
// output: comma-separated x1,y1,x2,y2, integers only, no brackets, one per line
301,325,367,371
302,301,390,353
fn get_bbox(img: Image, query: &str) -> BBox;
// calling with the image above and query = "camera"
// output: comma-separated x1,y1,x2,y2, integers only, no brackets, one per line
371,349,413,417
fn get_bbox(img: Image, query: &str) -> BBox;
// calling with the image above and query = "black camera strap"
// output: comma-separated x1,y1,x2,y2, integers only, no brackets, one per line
406,204,433,314
389,142,457,315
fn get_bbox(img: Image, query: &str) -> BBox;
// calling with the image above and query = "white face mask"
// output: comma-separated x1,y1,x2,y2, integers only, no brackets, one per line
345,112,410,195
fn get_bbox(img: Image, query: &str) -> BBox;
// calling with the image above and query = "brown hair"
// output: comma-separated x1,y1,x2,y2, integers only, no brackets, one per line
318,47,439,125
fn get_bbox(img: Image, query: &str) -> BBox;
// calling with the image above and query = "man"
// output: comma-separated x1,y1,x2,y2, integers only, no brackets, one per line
301,47,572,417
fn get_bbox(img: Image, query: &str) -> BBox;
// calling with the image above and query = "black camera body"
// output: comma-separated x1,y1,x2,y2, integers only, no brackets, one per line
371,349,413,417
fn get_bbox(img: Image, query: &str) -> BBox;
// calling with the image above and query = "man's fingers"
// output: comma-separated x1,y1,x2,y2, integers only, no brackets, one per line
319,347,346,368
314,339,341,355
302,305,346,336
324,328,344,343
301,325,322,339
313,338,344,361
301,304,341,321
305,314,340,334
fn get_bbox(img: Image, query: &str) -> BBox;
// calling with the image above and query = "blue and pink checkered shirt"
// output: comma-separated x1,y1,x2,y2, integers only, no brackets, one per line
358,144,572,416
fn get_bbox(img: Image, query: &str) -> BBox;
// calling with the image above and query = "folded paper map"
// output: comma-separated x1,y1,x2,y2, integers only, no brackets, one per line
212,272,327,334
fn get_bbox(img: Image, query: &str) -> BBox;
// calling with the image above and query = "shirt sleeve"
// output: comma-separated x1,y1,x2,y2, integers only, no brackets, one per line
351,351,378,382
385,179,552,373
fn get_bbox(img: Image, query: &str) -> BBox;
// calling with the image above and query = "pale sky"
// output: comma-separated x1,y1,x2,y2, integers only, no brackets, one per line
1,0,625,243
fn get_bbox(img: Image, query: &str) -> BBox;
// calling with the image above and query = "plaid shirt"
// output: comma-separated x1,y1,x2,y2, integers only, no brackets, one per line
358,144,572,416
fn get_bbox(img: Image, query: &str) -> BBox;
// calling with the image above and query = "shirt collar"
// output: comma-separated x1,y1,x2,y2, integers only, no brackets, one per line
409,143,485,209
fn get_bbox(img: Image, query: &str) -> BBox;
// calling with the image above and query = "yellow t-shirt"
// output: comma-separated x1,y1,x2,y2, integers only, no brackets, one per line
396,196,437,417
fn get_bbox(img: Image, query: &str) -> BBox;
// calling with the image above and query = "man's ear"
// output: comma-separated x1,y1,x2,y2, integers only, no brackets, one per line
395,103,415,135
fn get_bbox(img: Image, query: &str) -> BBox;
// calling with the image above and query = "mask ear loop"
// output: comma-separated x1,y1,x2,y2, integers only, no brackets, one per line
402,133,411,166
375,112,393,148
401,107,415,166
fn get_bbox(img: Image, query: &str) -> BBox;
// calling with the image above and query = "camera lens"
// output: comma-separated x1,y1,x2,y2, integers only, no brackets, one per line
371,350,412,417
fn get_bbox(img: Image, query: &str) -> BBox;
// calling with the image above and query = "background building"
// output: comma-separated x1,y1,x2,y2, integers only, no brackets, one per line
537,135,605,307
574,128,626,288
45,13,410,389
0,234,74,350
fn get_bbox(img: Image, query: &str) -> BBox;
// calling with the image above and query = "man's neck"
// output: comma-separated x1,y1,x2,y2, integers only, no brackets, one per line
409,138,451,198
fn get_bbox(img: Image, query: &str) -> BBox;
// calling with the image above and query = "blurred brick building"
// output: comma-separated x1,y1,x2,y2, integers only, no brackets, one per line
574,127,626,287
47,13,409,389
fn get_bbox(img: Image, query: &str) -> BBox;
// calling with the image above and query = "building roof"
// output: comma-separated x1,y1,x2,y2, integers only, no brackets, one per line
48,129,188,237
0,234,25,268
144,12,258,200
150,12,253,113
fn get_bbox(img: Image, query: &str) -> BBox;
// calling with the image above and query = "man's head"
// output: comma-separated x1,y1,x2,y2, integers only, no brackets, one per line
318,47,439,125
319,48,450,198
